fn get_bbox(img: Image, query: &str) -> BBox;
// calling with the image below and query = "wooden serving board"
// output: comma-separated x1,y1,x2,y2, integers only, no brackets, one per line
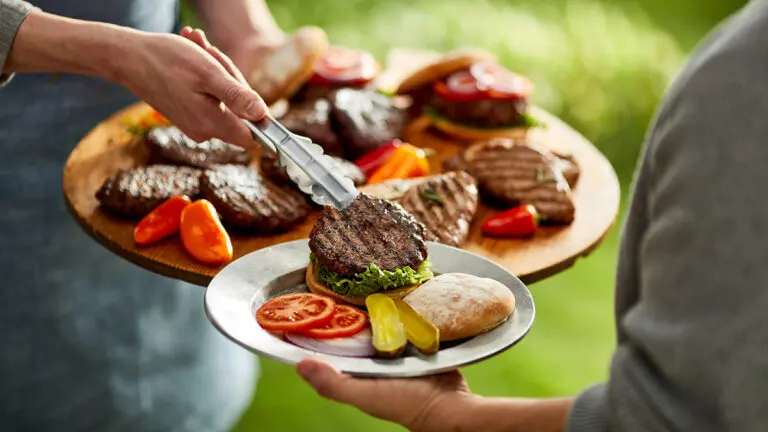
63,49,620,287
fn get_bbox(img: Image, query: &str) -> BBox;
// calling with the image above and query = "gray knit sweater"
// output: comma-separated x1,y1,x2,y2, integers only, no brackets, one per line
568,0,768,430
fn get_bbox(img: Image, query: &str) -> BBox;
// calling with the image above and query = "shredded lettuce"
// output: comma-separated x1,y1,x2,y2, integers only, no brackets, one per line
310,253,434,297
423,106,544,129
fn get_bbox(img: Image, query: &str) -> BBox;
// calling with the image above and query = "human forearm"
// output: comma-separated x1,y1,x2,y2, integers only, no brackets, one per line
5,9,137,82
192,0,283,54
428,395,572,432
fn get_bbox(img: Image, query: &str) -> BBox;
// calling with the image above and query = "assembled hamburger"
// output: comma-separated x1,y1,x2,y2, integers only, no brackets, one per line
395,49,539,141
307,194,434,306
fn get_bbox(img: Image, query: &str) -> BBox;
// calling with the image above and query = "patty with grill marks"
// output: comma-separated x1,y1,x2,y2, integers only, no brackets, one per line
398,171,479,247
145,126,251,169
200,165,310,233
444,147,581,189
309,193,428,276
96,164,201,218
458,138,575,224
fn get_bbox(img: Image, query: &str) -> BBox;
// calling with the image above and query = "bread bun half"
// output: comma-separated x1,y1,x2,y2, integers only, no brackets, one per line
403,273,515,341
425,114,529,142
394,48,497,95
247,26,329,106
305,262,421,307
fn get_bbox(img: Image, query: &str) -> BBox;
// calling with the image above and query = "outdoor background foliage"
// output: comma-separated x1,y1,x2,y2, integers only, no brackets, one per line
183,1,748,430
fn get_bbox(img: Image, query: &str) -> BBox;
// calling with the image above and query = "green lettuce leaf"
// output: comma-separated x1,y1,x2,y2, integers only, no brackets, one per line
423,106,545,129
310,253,434,297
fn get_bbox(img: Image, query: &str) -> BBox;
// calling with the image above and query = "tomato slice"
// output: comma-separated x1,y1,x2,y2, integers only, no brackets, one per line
256,293,336,332
310,46,378,85
303,305,369,339
433,80,485,102
469,62,533,100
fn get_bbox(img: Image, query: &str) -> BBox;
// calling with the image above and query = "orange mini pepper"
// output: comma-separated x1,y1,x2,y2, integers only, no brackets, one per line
134,195,192,246
367,144,430,184
180,199,233,265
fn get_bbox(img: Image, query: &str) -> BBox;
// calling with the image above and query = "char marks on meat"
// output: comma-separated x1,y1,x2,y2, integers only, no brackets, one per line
259,152,365,188
145,126,250,168
398,171,479,247
278,98,344,157
309,194,428,276
329,88,406,160
200,165,309,233
96,164,201,218
461,138,576,224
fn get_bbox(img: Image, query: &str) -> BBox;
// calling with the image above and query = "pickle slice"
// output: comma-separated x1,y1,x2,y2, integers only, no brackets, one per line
393,298,440,355
365,294,407,358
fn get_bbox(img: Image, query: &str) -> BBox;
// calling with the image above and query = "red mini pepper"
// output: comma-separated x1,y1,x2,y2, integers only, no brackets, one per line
481,204,540,237
353,139,402,178
134,195,192,245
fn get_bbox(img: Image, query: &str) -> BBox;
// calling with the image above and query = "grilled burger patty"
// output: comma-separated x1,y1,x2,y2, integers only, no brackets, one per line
96,164,201,218
309,193,428,276
444,147,581,189
428,93,528,128
291,81,377,103
200,165,310,233
329,88,407,160
459,138,576,224
145,126,251,168
259,152,365,187
279,98,344,157
398,171,479,247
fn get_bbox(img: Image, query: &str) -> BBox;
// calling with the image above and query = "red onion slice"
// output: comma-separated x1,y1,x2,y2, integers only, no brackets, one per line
446,70,483,94
285,328,375,358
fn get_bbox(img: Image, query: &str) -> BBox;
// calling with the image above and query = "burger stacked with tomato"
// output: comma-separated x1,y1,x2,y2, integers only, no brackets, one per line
291,46,380,102
395,49,540,141
272,45,407,164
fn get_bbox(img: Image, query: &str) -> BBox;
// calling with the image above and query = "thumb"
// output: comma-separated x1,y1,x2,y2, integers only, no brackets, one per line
297,359,375,404
208,74,267,121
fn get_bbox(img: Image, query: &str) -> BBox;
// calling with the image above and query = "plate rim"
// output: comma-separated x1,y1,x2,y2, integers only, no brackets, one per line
204,239,536,378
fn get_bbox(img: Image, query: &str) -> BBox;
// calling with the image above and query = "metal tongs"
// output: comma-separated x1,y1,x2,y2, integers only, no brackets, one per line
243,115,359,209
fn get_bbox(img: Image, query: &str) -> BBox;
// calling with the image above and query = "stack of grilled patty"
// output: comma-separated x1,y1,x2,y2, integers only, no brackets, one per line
95,126,313,233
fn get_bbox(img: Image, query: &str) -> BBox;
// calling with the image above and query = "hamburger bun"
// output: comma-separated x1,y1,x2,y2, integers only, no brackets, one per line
394,48,497,95
305,262,421,307
403,273,515,341
425,114,529,142
247,26,329,106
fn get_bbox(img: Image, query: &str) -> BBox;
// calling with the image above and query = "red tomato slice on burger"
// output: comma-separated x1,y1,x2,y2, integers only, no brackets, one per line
256,293,336,332
310,46,378,85
433,70,486,102
469,62,533,100
302,305,368,339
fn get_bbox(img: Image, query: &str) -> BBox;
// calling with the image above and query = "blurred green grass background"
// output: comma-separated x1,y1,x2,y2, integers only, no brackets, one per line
182,0,747,430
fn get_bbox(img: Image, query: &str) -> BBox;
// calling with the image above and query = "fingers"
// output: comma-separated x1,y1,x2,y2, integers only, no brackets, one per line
180,27,249,86
297,359,379,405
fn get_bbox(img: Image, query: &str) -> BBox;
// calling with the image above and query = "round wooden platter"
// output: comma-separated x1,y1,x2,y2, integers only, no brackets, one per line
63,48,620,287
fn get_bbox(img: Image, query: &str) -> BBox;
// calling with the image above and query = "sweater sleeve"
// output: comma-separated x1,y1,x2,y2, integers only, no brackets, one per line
568,2,768,431
0,0,37,86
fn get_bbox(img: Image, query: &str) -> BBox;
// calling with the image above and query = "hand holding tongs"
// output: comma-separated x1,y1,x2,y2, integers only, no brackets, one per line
243,115,360,210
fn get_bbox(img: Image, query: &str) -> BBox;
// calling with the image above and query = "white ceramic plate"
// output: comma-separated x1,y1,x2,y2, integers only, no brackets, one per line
204,239,535,377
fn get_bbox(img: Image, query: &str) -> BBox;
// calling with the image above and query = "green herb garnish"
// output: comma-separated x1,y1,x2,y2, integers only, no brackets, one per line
421,186,445,206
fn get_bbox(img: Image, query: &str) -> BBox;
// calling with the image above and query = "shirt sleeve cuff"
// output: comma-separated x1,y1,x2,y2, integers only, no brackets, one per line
0,1,38,87
566,383,611,432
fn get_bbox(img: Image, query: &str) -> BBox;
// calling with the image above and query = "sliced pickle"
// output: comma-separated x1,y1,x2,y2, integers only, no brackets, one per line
393,298,440,355
365,294,407,358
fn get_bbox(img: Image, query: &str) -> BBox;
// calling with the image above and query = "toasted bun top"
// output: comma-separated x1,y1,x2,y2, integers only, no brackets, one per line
425,114,529,142
247,26,329,106
305,262,421,307
394,48,497,95
403,272,515,341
